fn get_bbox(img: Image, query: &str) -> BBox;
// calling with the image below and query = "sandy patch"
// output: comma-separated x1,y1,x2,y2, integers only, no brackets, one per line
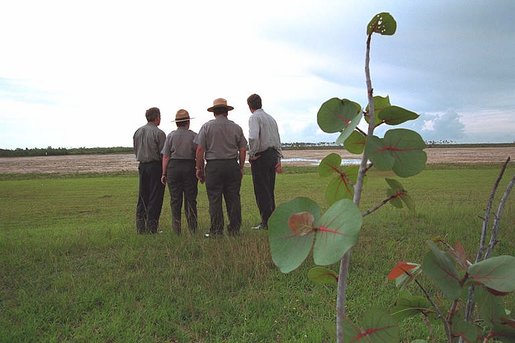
0,147,513,174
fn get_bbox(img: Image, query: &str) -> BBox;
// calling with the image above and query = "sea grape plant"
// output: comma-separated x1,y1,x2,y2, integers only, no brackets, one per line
267,12,515,342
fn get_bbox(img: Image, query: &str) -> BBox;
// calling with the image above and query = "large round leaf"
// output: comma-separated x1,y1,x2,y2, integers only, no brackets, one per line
468,255,515,293
319,153,341,177
317,98,361,133
366,129,427,177
344,130,366,154
313,199,362,266
367,12,397,36
268,197,320,273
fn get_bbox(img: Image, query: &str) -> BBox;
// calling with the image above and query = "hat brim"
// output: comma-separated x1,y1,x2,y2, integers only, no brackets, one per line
172,117,194,122
207,105,234,112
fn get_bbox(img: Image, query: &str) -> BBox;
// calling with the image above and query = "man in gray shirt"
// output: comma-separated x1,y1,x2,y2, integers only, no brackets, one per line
133,107,166,234
161,109,198,235
247,94,282,230
195,98,247,237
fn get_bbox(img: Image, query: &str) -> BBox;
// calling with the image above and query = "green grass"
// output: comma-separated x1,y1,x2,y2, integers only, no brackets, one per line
1,164,514,342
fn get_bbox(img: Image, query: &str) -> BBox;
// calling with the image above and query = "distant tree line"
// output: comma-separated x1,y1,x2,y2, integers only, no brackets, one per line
0,146,133,157
1,142,513,157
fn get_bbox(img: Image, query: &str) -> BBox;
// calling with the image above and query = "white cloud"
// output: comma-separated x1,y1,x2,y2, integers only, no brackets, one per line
0,0,514,148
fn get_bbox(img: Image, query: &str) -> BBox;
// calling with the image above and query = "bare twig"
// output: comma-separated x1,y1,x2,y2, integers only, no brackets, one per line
485,172,514,259
475,157,510,263
464,157,512,324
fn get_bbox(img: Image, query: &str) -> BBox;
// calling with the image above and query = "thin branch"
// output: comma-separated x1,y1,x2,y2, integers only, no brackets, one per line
356,126,367,136
465,157,512,323
485,172,514,259
475,157,510,263
362,194,397,217
412,277,452,342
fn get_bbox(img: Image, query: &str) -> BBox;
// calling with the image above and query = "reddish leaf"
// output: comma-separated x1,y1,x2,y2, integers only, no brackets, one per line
388,261,418,280
453,241,469,269
288,212,315,236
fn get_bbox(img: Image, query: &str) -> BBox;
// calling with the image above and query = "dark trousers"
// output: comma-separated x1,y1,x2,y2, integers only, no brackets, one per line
205,159,242,235
166,159,198,234
250,148,278,227
136,161,165,233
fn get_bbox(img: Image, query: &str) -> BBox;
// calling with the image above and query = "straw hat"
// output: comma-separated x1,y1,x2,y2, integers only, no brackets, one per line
207,98,234,112
172,109,193,122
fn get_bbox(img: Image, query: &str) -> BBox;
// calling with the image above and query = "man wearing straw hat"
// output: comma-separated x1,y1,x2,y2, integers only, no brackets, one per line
161,109,198,234
133,107,166,234
195,98,247,237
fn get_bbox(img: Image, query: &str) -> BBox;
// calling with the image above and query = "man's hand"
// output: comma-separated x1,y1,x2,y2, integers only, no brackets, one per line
275,161,283,174
196,168,205,183
161,175,167,185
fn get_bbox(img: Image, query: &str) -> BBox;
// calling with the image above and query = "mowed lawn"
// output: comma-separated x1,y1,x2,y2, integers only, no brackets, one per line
1,164,514,342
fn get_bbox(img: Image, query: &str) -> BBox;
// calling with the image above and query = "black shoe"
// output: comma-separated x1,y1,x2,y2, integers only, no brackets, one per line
251,224,267,230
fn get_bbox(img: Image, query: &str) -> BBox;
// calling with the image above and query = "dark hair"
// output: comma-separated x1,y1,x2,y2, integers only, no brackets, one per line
145,107,161,122
176,120,188,128
213,108,228,115
247,94,262,110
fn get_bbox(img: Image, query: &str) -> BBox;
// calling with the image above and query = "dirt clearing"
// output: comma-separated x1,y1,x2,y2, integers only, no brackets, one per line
0,147,513,174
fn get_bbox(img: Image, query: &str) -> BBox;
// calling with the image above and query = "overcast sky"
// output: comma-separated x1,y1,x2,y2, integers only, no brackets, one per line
1,0,514,149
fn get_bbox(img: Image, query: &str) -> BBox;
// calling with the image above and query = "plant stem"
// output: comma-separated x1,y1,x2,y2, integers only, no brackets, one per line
362,194,397,217
335,32,375,343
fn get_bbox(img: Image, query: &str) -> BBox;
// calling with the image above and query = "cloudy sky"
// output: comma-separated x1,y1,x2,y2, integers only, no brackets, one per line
1,0,514,149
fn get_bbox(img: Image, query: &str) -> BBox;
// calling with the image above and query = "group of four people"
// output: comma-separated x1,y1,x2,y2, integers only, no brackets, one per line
133,94,282,237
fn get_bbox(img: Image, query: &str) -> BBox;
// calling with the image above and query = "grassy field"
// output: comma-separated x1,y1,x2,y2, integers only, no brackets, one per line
1,165,514,342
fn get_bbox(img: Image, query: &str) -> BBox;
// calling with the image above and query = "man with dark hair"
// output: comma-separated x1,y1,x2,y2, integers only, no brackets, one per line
195,98,247,237
133,107,166,234
161,109,198,234
247,94,282,230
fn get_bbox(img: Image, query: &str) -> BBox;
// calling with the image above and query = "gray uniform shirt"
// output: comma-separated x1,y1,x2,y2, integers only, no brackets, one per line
133,122,166,162
248,108,282,159
195,115,248,160
161,127,197,160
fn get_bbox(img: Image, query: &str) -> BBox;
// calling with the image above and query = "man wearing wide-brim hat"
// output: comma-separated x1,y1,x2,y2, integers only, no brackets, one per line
195,98,248,237
161,109,199,234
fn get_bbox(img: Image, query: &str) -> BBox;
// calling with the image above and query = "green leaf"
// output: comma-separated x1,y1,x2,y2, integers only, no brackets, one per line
325,169,356,205
308,266,338,285
367,12,397,36
385,178,415,211
365,95,391,126
378,106,419,126
391,291,431,321
268,197,320,273
344,130,366,154
343,309,399,342
476,287,510,329
313,199,362,266
365,129,427,177
422,241,462,300
319,153,341,177
468,256,515,293
317,98,361,133
336,112,363,145
452,320,481,343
